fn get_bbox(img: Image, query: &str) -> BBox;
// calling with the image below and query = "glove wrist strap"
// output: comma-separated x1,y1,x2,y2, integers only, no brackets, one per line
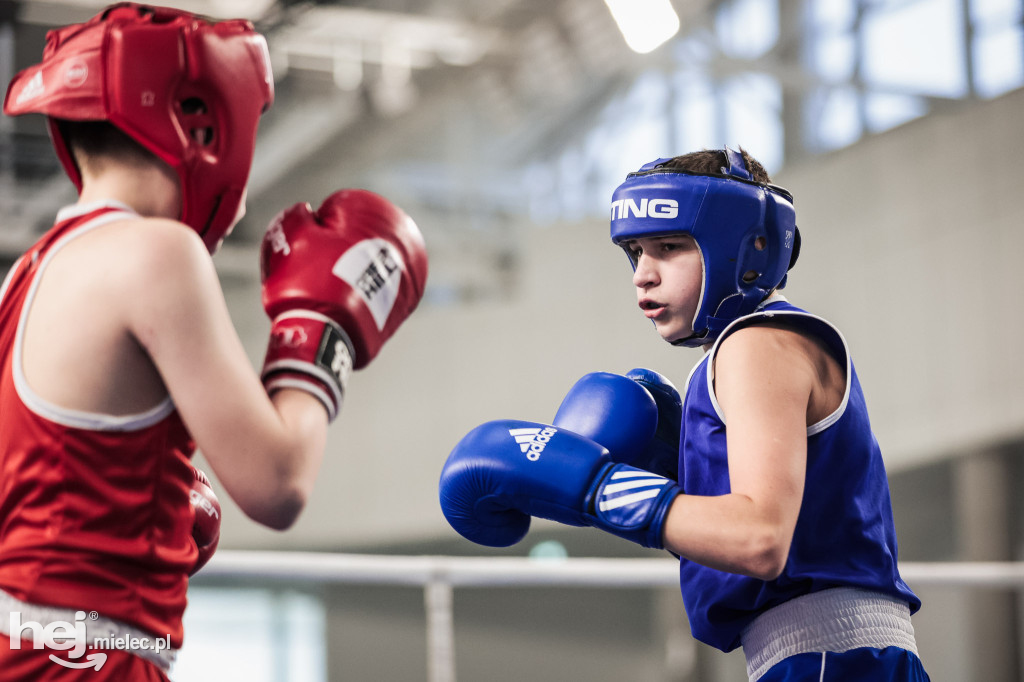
587,463,680,550
261,311,355,422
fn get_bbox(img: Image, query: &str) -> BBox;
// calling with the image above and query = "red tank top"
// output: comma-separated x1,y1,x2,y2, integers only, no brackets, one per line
0,202,196,647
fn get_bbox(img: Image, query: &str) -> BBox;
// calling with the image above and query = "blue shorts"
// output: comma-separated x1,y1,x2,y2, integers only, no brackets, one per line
759,647,929,681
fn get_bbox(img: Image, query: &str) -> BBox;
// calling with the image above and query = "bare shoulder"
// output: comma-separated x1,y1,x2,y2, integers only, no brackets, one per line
65,216,218,300
714,322,821,409
21,216,218,413
715,319,844,423
35,215,208,298
87,216,209,274
54,216,224,341
716,321,819,371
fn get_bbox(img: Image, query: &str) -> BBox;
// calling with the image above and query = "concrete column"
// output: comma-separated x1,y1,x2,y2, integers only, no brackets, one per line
652,587,696,682
954,448,1020,682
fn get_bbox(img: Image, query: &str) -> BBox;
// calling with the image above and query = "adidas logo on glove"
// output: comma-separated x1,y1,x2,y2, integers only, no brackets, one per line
509,427,557,461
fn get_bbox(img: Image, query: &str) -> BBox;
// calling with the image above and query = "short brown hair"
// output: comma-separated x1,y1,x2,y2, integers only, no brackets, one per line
53,119,161,175
659,147,771,184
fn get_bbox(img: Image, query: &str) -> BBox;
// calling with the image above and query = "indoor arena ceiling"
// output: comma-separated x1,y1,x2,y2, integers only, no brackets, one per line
1,0,726,262
3,0,996,281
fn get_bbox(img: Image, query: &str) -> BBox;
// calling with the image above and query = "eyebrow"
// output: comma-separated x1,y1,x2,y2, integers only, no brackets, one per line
646,235,691,244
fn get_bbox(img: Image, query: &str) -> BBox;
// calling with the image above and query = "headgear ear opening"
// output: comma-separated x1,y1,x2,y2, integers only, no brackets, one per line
788,227,802,271
610,148,800,347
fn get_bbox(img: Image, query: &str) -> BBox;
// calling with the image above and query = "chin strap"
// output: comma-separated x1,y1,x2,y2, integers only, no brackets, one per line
670,290,784,348
670,331,707,348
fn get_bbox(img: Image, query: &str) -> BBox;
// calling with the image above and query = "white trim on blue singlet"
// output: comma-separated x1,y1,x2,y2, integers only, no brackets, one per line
12,203,176,432
704,294,853,437
682,345,711,397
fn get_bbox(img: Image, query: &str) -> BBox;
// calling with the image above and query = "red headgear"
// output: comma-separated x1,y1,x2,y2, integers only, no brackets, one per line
3,3,275,252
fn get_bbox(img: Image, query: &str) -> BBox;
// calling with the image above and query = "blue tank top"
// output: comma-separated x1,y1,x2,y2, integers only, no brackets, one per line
677,297,920,652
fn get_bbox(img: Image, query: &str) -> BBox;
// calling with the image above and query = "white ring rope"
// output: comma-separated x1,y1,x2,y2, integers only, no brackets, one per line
191,553,1024,682
195,551,1024,589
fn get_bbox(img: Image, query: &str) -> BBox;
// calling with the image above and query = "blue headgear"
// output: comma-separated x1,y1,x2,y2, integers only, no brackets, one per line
610,148,800,347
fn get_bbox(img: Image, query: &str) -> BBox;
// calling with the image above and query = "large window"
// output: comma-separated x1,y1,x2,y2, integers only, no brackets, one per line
522,0,1023,223
172,588,327,682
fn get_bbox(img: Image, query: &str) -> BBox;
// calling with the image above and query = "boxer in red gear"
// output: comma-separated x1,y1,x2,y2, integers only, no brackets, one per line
0,205,193,681
0,4,427,680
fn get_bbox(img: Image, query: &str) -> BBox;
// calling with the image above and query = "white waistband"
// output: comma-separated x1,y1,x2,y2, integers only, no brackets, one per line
0,590,177,671
740,587,918,682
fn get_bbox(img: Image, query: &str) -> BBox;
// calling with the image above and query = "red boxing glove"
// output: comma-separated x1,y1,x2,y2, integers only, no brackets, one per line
260,189,428,420
189,467,221,576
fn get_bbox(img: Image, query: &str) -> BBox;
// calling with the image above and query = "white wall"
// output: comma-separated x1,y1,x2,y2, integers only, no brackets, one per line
778,87,1024,472
212,87,1024,550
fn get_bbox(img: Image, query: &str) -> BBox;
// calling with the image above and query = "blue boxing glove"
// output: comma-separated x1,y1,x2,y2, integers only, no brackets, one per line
552,372,658,464
438,419,680,549
624,368,681,482
552,369,680,481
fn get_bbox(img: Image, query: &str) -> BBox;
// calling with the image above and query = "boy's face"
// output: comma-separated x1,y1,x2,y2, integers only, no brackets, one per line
624,234,703,344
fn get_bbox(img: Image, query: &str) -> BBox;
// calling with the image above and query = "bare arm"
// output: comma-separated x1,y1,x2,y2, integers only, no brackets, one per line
661,325,818,579
126,220,327,530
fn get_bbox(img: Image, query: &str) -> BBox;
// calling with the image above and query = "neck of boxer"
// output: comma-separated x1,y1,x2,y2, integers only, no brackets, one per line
77,159,182,221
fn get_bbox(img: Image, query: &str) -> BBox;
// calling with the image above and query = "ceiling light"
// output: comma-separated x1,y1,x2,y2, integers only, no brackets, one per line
604,0,681,54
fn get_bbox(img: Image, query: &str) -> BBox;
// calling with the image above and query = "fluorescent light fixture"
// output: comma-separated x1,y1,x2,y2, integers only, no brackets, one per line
604,0,681,54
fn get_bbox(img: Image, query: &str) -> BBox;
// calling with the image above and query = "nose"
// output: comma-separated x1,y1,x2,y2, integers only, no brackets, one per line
632,253,658,289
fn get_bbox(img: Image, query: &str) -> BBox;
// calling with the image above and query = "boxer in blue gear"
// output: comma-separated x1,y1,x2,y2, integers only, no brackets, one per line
438,147,929,681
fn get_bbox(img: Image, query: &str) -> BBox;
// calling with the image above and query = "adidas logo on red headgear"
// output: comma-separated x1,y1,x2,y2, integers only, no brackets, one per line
15,72,44,105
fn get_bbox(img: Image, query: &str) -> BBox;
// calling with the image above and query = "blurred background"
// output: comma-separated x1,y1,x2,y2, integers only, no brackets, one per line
2,0,1024,679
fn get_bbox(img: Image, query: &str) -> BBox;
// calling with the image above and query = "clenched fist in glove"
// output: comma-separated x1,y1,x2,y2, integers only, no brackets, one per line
553,369,680,481
260,189,428,420
189,467,221,575
439,419,681,549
